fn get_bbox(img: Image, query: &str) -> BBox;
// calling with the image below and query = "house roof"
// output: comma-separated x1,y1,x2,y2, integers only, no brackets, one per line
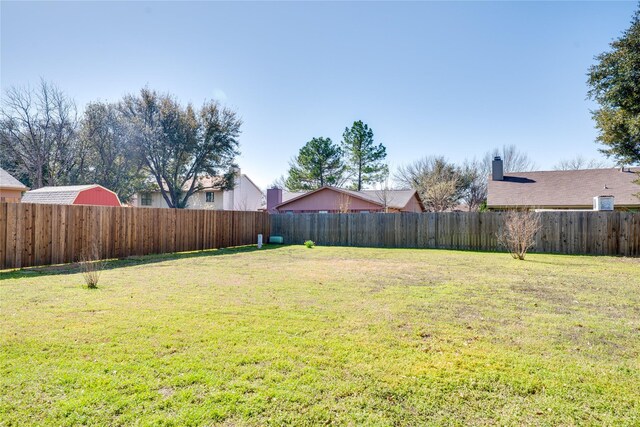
354,189,421,210
0,168,28,190
487,167,640,208
22,185,99,204
282,190,307,202
276,186,423,210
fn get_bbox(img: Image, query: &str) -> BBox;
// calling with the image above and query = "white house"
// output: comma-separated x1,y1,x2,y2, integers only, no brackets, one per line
132,170,264,211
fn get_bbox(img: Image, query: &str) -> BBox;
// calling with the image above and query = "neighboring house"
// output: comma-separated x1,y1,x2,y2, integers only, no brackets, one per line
0,168,28,203
267,186,425,213
132,171,264,211
22,184,122,207
487,156,640,210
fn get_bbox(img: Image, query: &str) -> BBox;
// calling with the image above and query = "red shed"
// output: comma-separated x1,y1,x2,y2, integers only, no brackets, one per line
21,184,121,207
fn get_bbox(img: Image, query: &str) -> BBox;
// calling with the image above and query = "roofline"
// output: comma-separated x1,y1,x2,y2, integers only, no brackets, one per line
275,186,422,210
0,184,29,191
494,167,640,175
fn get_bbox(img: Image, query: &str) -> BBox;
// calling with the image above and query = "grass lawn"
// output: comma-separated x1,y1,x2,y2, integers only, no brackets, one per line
1,245,639,426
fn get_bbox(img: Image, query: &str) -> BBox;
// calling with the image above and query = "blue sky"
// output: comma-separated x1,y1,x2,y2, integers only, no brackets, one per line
1,1,637,188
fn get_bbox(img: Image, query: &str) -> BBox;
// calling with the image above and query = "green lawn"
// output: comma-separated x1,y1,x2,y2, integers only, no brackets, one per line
1,245,639,426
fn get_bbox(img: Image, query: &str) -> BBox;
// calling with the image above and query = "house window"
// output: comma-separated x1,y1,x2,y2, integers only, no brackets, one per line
360,210,369,214
206,192,214,203
141,193,152,206
318,210,329,214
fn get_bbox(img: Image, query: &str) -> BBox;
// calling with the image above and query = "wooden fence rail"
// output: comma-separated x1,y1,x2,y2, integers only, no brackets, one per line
270,211,640,257
0,203,270,269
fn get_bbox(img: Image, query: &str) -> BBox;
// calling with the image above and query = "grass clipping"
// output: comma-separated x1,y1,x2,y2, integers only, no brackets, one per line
79,243,105,289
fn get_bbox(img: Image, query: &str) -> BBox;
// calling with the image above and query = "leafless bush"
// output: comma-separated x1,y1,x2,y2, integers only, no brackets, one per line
498,209,541,260
79,243,105,288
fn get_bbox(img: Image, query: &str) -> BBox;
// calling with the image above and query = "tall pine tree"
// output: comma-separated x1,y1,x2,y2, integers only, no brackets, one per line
341,121,387,190
285,137,346,191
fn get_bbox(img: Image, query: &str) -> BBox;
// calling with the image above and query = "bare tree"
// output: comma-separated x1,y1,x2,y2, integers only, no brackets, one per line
0,80,81,188
394,156,438,190
395,156,465,212
375,177,392,212
482,145,536,175
269,175,288,190
421,177,461,212
336,192,352,213
498,209,541,260
554,155,611,170
460,159,487,211
79,101,147,203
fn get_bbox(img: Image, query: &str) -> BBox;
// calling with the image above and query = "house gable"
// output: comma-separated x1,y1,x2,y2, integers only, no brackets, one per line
401,193,425,212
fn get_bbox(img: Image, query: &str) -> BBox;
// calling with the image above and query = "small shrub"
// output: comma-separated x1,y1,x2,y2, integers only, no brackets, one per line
79,243,105,288
498,209,541,260
304,240,315,249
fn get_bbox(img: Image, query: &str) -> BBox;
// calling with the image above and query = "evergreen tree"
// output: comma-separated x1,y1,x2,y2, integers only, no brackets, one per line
285,137,346,191
588,7,640,166
341,121,387,190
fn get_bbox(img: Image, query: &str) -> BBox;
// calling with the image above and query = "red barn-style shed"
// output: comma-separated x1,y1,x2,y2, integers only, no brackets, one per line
21,185,121,207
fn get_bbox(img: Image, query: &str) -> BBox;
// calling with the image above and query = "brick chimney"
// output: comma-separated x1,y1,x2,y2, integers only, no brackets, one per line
492,156,504,181
266,188,283,213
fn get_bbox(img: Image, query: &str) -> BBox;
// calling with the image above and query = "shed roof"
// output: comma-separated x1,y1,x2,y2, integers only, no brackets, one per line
22,185,98,204
487,167,640,208
0,168,28,190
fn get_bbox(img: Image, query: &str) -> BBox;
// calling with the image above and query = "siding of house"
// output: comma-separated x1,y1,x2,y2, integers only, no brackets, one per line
183,191,225,210
223,175,264,211
135,191,223,209
136,192,169,209
401,195,423,213
134,175,263,211
0,189,23,203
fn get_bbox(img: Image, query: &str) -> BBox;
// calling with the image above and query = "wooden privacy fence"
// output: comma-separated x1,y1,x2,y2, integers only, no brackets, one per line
270,211,640,256
2,205,639,269
0,203,270,269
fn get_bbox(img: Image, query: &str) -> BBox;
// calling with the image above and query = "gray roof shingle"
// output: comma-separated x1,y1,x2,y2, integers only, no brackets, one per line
0,167,28,190
487,168,640,208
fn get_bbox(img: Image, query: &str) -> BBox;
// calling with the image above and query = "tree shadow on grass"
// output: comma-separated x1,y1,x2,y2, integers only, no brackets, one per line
0,244,285,281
